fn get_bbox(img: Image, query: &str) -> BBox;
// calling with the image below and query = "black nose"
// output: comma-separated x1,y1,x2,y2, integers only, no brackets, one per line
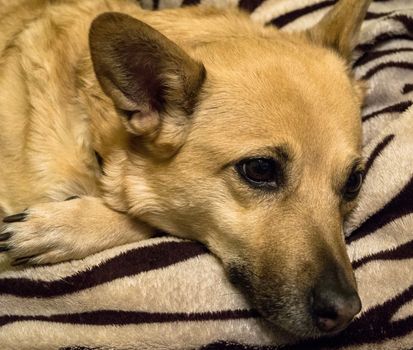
312,285,361,333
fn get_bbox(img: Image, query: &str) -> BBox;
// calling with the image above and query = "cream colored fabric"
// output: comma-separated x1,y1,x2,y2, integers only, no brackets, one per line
0,0,413,349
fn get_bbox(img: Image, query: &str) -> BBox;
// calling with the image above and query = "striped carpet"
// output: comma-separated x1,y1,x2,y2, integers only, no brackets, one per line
1,0,413,349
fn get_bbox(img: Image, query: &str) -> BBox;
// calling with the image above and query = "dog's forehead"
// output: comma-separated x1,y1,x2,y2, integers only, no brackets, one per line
192,45,361,162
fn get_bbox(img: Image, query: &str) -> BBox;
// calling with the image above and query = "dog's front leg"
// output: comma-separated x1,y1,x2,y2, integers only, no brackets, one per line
0,196,153,265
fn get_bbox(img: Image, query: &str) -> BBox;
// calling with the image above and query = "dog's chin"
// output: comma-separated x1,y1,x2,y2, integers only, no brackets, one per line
227,265,318,338
257,304,320,340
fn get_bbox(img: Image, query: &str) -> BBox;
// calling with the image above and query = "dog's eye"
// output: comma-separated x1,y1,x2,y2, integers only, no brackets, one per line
236,158,280,188
343,170,364,200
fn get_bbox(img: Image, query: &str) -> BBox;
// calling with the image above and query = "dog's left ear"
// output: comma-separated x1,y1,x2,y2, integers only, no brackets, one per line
89,12,206,157
306,0,372,62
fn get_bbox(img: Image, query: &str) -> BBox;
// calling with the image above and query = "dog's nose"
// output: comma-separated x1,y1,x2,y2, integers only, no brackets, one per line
311,286,361,333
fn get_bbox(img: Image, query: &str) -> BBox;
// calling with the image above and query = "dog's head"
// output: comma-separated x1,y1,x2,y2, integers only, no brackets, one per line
90,0,371,339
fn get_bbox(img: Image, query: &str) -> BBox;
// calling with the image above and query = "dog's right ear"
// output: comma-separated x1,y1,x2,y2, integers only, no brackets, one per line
306,0,372,62
89,12,205,156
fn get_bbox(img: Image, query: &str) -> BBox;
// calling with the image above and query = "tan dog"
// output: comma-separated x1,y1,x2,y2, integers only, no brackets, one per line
0,0,371,339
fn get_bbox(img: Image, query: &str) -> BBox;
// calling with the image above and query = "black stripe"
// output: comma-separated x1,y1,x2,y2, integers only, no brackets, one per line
403,84,413,94
356,34,413,52
353,239,413,269
0,240,208,298
355,14,413,53
393,14,413,33
361,61,413,80
347,176,413,243
0,309,258,328
182,0,201,6
269,0,336,28
365,11,393,20
153,0,159,10
364,134,395,179
353,48,413,68
268,1,378,29
362,101,412,122
238,0,266,13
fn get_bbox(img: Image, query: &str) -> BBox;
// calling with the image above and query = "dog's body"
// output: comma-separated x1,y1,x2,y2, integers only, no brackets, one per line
0,0,204,213
0,0,372,340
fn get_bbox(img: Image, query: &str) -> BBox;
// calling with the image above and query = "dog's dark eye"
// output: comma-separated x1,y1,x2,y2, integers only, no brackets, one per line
343,170,364,200
237,158,280,188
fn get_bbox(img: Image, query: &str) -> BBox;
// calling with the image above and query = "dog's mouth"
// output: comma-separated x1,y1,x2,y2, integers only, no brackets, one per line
227,264,361,339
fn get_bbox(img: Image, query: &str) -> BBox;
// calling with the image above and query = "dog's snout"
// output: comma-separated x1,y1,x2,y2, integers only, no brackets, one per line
311,284,361,333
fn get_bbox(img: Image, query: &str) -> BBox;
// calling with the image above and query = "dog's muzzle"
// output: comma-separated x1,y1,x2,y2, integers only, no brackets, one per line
311,277,361,334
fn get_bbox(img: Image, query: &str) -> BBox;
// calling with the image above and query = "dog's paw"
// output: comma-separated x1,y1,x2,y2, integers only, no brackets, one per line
0,196,151,267
0,197,92,266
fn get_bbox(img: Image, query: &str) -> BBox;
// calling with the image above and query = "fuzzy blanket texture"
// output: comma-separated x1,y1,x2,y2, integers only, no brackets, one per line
1,0,413,349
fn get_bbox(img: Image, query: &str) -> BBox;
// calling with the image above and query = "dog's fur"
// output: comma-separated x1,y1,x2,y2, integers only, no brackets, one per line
0,0,371,339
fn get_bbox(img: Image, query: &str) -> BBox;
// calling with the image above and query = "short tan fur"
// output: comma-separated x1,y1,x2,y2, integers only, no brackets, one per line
0,0,371,339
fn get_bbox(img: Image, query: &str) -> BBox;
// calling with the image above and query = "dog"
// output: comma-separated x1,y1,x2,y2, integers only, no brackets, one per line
0,0,371,340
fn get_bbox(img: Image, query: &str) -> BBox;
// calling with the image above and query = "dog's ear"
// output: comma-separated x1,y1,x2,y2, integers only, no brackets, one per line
306,0,372,62
89,12,206,156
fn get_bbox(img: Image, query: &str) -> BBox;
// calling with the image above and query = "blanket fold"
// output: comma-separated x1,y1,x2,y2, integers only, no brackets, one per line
1,0,412,349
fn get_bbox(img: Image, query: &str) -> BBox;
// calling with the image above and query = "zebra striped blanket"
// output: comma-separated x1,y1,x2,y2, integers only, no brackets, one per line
0,0,413,349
